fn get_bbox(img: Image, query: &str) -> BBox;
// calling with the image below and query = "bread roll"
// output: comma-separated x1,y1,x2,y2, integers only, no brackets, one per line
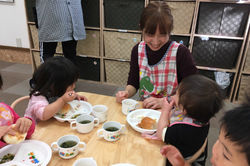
138,117,156,130
3,124,27,144
60,103,72,115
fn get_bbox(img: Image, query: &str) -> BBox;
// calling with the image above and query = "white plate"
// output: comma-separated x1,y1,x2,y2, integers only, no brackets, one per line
126,109,161,134
54,100,93,122
0,140,52,166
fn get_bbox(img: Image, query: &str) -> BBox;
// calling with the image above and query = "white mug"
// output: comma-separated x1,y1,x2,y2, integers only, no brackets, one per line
122,99,139,115
70,114,99,133
51,135,86,159
92,105,108,123
97,121,126,142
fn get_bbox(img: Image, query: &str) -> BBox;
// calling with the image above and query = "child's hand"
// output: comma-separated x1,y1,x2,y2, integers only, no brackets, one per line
162,97,175,113
62,90,76,102
75,94,88,101
14,117,32,133
160,145,186,166
0,126,13,139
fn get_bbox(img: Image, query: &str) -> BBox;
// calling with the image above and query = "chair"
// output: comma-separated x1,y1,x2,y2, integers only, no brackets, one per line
11,96,29,109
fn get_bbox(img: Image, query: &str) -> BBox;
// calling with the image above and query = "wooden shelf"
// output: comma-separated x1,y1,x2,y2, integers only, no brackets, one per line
103,57,130,62
194,34,244,40
171,33,191,37
85,26,100,30
103,28,141,34
197,66,237,73
199,0,250,4
25,0,250,101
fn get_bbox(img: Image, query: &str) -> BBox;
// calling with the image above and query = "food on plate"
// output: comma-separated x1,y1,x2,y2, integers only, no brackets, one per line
70,114,81,119
137,117,157,130
56,103,72,118
0,153,15,164
61,103,72,114
3,124,27,144
74,104,81,110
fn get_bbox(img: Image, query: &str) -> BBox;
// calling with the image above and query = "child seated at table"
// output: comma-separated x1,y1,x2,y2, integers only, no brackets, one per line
0,74,35,148
24,56,88,123
160,94,250,166
156,74,224,166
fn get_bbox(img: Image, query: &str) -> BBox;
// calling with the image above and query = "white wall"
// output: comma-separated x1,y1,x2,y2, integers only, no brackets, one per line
0,1,30,48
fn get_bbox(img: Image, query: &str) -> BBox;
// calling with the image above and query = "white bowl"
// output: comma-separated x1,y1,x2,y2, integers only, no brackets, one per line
54,100,92,122
73,157,97,166
126,109,161,134
0,140,52,166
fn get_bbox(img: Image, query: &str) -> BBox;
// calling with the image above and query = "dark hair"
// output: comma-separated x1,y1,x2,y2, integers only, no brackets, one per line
140,1,173,35
0,73,2,89
30,56,79,98
220,94,250,165
178,74,224,123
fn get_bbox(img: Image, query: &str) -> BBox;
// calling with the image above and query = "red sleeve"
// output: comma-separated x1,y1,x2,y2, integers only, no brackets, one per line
8,105,35,139
0,140,7,148
176,44,198,83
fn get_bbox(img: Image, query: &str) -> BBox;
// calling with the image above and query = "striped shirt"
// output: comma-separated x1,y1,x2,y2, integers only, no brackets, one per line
36,0,86,42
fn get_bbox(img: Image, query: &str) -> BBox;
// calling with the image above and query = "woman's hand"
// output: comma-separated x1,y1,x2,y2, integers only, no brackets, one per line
116,91,129,103
143,97,164,109
14,117,32,133
161,145,187,166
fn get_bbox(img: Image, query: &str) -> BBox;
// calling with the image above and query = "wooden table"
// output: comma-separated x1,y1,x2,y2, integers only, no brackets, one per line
32,92,164,166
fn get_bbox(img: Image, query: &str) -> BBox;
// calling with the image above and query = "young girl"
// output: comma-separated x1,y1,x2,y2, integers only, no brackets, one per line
24,56,87,122
0,74,35,148
160,94,250,166
116,1,197,109
157,74,224,166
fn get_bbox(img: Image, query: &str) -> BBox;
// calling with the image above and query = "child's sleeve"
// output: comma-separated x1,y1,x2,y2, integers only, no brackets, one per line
25,95,49,121
0,140,7,148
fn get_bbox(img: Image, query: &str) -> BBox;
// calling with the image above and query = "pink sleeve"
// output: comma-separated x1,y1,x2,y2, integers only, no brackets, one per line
32,103,47,120
25,95,49,121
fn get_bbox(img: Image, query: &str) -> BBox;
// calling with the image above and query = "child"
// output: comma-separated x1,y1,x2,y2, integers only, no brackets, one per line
157,74,224,166
116,1,197,109
160,95,250,166
0,74,35,148
24,56,87,122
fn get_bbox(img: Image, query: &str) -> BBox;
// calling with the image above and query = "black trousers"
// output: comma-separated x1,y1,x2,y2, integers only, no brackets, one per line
40,40,78,64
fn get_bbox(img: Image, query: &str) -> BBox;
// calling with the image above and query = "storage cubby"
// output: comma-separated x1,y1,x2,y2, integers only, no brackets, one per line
104,31,141,60
104,0,144,30
196,3,249,37
77,29,100,56
25,0,250,101
165,1,195,34
82,0,100,27
192,38,242,69
198,69,234,98
104,60,130,86
233,30,250,102
76,56,100,81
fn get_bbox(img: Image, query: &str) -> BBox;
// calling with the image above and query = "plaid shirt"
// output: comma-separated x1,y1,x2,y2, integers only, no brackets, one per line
36,0,86,42
138,41,179,99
